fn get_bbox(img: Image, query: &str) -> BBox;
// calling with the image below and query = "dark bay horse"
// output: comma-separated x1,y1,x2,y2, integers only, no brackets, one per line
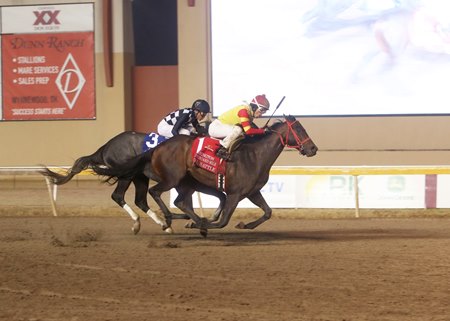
40,131,226,234
93,116,318,236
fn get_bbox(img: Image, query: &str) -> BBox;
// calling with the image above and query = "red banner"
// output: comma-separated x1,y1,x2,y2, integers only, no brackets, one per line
2,32,95,120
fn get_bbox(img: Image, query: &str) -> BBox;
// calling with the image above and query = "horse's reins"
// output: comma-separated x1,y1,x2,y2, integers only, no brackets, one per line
262,96,310,149
272,120,311,150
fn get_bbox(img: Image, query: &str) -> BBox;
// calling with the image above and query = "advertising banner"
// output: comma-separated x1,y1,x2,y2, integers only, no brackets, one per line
436,175,450,208
1,4,94,34
0,3,95,121
171,175,426,209
298,175,425,208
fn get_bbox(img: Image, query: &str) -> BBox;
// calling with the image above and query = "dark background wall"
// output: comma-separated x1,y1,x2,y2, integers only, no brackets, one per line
131,0,179,133
132,0,178,66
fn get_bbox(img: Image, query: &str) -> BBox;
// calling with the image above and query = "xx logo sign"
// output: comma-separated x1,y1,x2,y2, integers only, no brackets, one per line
33,10,60,26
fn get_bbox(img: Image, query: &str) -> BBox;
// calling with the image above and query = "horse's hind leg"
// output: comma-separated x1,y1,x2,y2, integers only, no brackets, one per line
235,190,272,230
133,174,167,229
194,186,226,223
173,184,198,221
208,190,226,222
111,178,142,234
169,185,191,220
171,193,193,221
174,176,223,220
148,183,175,234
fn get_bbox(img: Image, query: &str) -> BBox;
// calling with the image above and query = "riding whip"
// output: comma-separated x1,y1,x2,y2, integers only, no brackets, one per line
264,95,285,128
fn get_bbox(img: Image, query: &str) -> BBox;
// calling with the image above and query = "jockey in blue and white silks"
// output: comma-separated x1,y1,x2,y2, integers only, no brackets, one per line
157,99,210,138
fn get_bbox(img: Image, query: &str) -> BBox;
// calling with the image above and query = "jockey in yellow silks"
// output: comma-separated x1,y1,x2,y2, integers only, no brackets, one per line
208,94,270,159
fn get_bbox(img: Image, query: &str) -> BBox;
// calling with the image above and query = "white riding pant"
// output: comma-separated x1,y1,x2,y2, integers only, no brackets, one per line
157,119,194,138
208,119,243,149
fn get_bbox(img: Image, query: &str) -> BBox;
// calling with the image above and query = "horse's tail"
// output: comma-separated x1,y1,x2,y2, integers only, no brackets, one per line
90,149,154,184
40,154,100,185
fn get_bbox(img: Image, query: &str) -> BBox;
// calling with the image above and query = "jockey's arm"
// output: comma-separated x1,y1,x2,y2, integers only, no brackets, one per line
195,123,208,136
171,113,190,136
237,109,265,135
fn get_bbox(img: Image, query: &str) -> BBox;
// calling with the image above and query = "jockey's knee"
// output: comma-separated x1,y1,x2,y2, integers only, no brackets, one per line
222,126,244,149
232,126,243,135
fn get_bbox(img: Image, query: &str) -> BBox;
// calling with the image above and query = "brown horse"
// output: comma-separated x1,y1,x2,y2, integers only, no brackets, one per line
40,131,226,234
94,115,318,236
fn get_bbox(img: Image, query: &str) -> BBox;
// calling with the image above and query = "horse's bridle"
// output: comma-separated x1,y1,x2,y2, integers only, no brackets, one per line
273,120,311,150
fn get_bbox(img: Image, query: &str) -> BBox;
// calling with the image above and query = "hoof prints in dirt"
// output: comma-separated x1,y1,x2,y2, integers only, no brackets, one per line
0,230,33,242
146,233,276,249
49,228,103,247
147,240,180,248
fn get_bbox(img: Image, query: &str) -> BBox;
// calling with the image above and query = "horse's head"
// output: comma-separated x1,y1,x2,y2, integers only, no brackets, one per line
276,115,318,157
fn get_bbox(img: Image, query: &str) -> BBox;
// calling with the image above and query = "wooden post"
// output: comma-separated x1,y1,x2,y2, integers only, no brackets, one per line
354,175,360,218
197,192,204,217
44,177,58,217
425,174,437,208
103,0,113,87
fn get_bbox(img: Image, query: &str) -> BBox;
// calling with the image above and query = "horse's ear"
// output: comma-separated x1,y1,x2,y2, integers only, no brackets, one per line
285,114,295,122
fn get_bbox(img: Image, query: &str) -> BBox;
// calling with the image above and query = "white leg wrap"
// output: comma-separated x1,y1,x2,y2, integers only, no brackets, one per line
146,209,164,226
123,204,139,221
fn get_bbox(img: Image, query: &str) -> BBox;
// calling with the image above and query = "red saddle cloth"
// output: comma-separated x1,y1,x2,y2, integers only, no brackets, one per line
191,137,226,175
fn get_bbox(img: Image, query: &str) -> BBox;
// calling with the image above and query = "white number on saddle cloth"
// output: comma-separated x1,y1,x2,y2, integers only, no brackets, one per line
142,132,168,152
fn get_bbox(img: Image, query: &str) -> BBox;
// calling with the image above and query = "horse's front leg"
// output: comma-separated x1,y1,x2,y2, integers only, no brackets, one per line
188,194,240,231
235,190,272,230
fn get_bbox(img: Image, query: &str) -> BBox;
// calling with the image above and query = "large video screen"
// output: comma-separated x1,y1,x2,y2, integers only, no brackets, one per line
211,0,450,117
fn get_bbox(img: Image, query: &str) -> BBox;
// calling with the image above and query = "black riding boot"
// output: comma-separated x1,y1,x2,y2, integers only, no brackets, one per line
216,146,230,160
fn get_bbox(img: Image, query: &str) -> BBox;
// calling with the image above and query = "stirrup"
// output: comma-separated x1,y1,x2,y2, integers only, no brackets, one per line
229,134,245,152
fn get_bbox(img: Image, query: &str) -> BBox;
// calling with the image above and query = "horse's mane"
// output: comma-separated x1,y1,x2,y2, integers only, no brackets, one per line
241,134,266,144
269,119,284,130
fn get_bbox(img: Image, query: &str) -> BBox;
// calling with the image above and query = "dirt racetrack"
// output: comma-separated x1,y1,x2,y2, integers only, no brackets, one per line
1,178,450,321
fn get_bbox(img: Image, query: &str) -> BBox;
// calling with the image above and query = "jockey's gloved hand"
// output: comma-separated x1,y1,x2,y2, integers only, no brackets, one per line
264,127,271,134
196,126,208,136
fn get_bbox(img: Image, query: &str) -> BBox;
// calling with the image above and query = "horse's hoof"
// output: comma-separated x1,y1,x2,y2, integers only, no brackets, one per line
184,221,195,228
132,220,141,235
200,228,208,238
235,221,246,229
164,227,174,234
